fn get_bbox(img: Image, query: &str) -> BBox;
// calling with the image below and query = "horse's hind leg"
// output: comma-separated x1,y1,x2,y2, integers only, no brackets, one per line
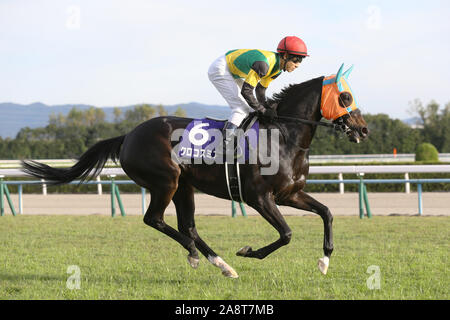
143,180,199,263
172,179,238,278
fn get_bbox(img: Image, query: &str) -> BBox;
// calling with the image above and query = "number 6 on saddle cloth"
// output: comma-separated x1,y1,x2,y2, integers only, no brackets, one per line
174,115,259,202
175,115,259,164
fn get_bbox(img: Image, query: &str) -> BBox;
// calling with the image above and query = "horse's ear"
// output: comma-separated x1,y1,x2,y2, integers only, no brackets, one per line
343,65,354,79
335,63,344,83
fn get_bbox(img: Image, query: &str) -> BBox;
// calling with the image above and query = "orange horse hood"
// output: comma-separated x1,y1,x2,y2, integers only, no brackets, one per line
321,64,359,120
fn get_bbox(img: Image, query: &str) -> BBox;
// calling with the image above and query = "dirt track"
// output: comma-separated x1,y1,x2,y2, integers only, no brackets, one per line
3,192,449,216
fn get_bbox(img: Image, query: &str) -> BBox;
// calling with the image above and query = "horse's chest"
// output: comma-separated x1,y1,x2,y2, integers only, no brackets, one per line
274,172,307,202
274,150,309,201
292,150,309,178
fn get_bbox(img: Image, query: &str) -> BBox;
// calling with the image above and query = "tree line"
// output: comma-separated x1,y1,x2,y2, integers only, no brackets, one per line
311,99,449,155
0,100,448,160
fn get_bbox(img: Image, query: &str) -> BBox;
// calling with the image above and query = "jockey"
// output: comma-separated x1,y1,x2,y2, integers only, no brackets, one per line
208,36,309,147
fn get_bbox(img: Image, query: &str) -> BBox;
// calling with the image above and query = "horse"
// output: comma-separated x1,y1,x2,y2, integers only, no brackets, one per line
22,63,368,278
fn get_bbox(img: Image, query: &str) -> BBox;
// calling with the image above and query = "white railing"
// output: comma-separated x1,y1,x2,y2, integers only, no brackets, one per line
3,164,450,177
309,165,450,194
309,165,450,174
1,164,449,195
1,153,450,167
309,153,450,163
0,159,116,168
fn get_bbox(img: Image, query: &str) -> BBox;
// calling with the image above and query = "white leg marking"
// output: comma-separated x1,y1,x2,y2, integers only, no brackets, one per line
208,255,239,278
318,256,330,275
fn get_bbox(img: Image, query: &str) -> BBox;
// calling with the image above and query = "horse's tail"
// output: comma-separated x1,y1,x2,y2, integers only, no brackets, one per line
21,135,126,185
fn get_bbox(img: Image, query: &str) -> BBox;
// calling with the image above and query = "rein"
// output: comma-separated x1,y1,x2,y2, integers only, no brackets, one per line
274,115,340,130
273,90,355,133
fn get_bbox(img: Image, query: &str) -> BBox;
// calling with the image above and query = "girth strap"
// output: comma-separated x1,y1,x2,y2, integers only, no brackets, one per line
225,161,243,202
223,115,257,203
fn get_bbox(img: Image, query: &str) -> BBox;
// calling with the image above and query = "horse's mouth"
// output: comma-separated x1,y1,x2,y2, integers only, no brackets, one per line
350,135,361,144
334,111,369,144
347,126,369,143
347,131,361,143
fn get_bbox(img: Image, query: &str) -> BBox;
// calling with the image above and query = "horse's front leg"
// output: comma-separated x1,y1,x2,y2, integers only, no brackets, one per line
278,190,334,275
236,194,292,259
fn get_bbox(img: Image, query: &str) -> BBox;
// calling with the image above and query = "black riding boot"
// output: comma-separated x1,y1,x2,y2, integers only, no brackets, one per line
217,121,238,157
223,121,238,146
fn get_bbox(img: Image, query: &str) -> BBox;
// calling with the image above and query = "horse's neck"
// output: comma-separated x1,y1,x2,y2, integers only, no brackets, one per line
276,77,323,150
276,77,323,120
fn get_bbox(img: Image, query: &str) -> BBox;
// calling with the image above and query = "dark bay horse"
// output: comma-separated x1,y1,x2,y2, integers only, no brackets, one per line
22,64,368,278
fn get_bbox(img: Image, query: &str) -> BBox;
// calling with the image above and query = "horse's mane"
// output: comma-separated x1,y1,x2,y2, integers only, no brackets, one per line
267,76,324,106
267,84,300,105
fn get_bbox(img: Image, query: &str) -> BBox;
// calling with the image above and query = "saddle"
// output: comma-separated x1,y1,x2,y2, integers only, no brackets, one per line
208,114,258,159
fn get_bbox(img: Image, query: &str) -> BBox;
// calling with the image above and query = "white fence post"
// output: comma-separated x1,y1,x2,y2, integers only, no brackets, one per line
18,184,23,214
97,176,102,195
338,173,344,194
405,173,410,194
41,179,47,196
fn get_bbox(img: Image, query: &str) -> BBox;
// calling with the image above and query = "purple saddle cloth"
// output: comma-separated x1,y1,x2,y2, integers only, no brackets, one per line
176,117,259,162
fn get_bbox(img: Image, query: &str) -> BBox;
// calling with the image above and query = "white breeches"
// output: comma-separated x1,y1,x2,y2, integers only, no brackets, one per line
208,55,253,126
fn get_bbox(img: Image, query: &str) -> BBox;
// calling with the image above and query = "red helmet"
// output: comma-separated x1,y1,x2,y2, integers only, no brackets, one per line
277,36,309,57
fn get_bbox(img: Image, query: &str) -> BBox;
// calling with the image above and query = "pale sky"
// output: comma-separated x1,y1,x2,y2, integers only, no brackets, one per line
1,0,449,119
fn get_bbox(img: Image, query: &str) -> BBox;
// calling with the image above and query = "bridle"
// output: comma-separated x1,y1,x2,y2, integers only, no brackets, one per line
275,115,339,129
270,91,355,134
272,105,353,135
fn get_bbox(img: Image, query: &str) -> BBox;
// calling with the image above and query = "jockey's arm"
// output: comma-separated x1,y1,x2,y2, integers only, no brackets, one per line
240,61,270,112
241,62,281,111
258,71,281,108
241,81,264,112
255,83,267,107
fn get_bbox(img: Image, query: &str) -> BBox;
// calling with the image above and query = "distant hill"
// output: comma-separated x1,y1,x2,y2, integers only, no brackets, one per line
0,102,231,138
0,102,421,138
402,117,424,128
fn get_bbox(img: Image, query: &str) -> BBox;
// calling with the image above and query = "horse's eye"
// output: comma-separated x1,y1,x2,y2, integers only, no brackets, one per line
339,92,353,108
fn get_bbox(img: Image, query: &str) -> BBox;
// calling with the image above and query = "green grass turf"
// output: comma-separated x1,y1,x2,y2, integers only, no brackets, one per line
0,215,448,300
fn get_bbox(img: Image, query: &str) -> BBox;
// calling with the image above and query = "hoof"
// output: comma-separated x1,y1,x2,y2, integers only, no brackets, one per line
207,255,239,278
318,257,329,275
222,269,239,279
187,255,200,269
236,246,252,257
